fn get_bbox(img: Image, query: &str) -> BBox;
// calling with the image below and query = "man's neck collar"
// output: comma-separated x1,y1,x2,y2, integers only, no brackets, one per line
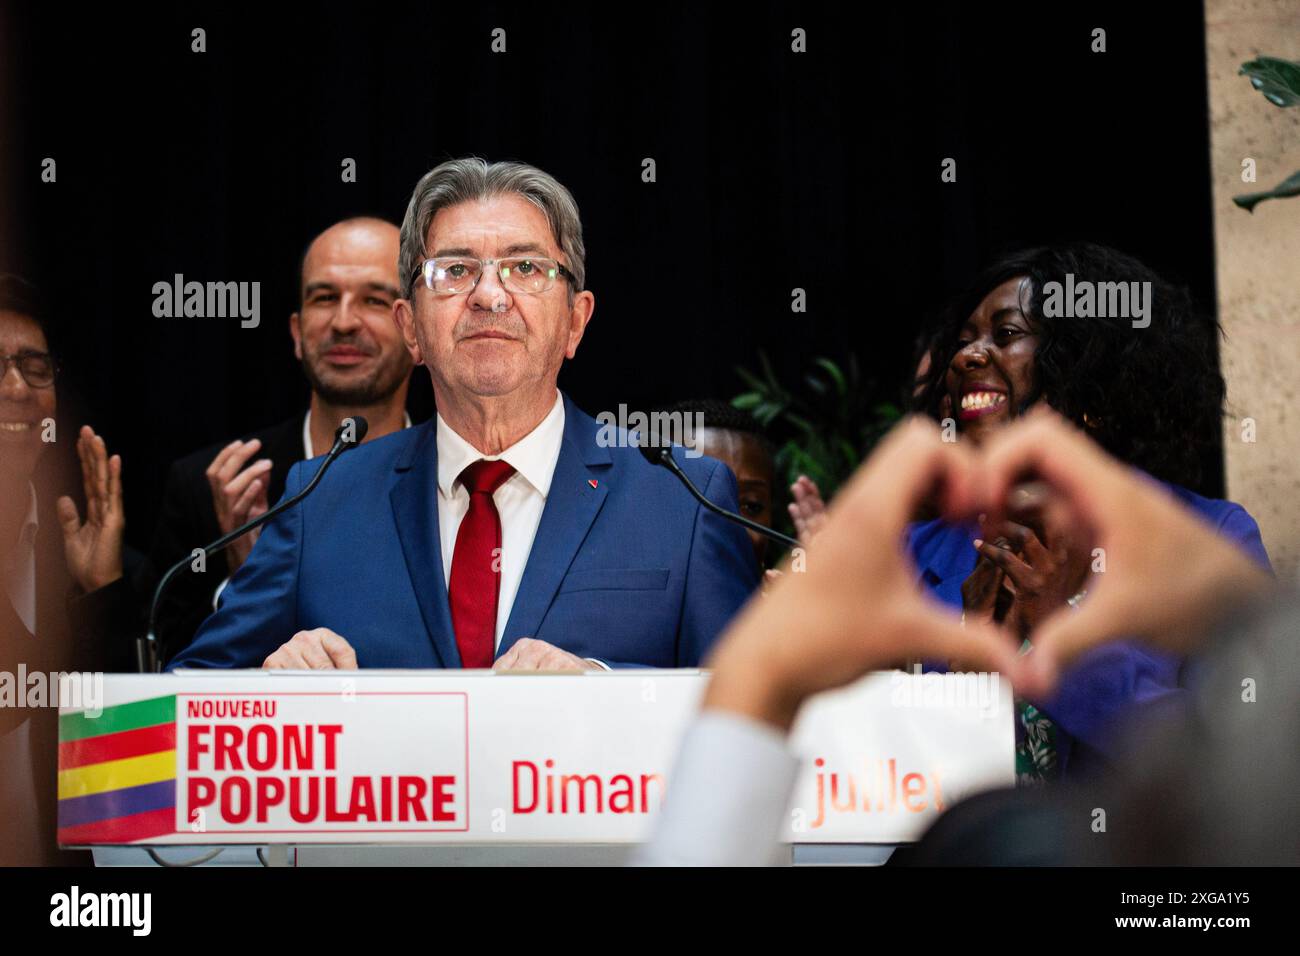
434,387,563,457
305,393,412,457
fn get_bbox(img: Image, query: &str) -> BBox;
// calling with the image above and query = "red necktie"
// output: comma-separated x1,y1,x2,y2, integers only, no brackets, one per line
448,459,517,668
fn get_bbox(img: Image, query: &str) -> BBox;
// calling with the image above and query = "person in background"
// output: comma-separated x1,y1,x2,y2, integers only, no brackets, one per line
0,274,138,863
640,410,1280,865
787,335,947,548
909,242,1270,782
0,274,139,664
149,218,415,664
661,398,776,573
169,158,757,672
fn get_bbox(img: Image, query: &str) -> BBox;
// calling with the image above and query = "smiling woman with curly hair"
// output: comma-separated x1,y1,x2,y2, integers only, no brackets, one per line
913,242,1223,490
908,242,1271,783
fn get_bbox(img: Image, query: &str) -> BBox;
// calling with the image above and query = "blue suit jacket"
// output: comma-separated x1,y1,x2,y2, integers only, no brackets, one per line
168,394,759,670
909,483,1271,778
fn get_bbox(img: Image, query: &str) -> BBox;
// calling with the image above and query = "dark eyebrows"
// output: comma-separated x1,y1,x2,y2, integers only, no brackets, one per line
989,307,1028,326
429,243,553,258
303,281,338,298
957,306,1027,338
501,242,550,257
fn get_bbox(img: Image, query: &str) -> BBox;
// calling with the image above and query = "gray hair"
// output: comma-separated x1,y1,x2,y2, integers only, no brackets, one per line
399,157,586,301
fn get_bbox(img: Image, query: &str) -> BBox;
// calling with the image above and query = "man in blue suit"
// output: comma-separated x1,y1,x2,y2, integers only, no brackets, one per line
169,158,758,671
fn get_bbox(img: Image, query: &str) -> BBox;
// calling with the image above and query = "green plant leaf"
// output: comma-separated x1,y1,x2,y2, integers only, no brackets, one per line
814,357,848,397
1240,57,1300,108
767,400,794,422
787,447,830,486
758,350,781,390
783,411,817,436
1234,169,1300,212
732,351,903,507
734,365,769,393
837,436,859,466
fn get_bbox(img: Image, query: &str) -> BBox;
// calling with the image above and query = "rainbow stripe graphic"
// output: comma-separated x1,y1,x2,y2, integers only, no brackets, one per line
57,695,178,845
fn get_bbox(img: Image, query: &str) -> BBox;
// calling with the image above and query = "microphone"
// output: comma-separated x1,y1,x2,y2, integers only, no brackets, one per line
637,438,800,550
141,416,369,672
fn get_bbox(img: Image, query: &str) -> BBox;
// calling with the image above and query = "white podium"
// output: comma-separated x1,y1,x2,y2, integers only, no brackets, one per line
58,669,1013,865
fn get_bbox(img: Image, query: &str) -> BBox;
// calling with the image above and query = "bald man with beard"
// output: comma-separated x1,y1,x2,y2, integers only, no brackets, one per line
148,218,416,664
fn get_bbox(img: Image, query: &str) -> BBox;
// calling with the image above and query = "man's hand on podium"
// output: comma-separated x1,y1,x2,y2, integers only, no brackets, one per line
263,628,359,669
494,637,596,671
258,630,597,671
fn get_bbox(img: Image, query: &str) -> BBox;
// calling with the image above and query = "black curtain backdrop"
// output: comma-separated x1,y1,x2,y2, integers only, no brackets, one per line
3,1,1221,553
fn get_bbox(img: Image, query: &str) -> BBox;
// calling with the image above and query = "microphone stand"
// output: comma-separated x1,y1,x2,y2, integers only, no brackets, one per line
141,420,365,672
639,443,801,550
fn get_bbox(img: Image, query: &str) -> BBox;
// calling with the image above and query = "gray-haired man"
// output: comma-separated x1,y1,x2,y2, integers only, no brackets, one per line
171,158,758,671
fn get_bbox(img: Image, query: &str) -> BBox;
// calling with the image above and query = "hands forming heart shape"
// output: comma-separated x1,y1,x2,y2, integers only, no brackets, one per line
705,407,1275,730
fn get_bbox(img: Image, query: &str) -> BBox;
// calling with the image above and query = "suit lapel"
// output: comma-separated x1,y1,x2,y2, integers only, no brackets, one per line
33,496,69,651
389,422,460,668
499,396,611,656
0,593,36,736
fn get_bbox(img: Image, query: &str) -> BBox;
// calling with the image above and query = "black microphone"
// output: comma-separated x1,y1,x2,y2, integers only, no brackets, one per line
142,416,369,672
637,438,800,550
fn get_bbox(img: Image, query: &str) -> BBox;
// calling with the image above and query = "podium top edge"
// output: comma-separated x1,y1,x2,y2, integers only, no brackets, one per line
158,668,710,677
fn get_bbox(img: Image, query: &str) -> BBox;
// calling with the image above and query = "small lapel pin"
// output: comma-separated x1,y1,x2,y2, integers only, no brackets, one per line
588,479,599,489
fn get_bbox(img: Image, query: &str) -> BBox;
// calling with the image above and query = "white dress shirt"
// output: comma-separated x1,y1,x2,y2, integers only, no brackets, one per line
435,391,565,651
635,710,801,866
302,409,413,459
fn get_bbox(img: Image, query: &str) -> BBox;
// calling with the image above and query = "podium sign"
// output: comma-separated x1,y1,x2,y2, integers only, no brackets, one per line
57,670,1012,846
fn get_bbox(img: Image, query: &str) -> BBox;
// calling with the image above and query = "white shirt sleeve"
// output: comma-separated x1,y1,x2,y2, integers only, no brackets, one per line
634,709,800,866
212,576,231,611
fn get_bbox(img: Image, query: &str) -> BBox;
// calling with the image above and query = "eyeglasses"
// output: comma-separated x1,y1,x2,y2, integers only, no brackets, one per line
411,256,578,296
0,351,57,388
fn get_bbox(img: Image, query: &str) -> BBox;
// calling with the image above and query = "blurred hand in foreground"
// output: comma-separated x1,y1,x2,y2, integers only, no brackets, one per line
980,408,1274,698
705,418,1021,731
704,410,1275,729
